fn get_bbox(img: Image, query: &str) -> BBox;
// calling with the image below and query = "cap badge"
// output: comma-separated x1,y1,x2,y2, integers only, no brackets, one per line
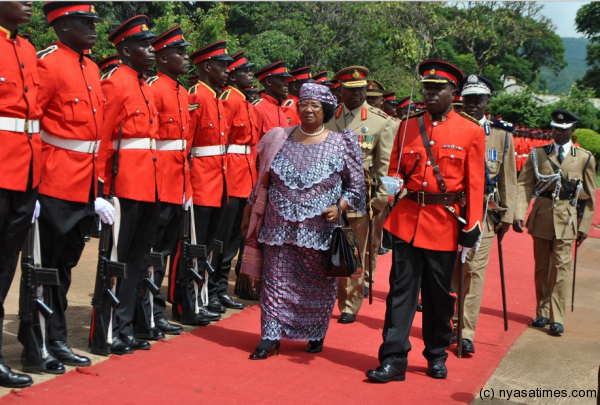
284,67,288,73
224,48,228,54
467,75,478,84
90,5,95,13
141,24,148,31
429,69,436,75
309,73,312,78
557,114,563,119
352,70,360,79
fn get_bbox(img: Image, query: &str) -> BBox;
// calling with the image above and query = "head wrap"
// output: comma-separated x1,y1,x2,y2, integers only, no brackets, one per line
299,83,337,106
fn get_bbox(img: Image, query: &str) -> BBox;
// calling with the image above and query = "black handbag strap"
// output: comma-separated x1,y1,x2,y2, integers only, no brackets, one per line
418,115,446,193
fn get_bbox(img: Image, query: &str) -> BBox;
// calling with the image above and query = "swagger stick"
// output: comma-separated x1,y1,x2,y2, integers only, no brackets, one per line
457,259,464,358
497,229,508,331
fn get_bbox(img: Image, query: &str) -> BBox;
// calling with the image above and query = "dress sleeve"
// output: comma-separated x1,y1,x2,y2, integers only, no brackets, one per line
340,129,366,213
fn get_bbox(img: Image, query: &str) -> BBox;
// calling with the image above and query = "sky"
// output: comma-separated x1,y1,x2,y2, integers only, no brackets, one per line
539,1,590,38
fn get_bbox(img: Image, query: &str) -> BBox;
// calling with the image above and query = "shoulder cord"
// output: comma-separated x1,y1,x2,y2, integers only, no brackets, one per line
568,153,591,226
530,148,561,205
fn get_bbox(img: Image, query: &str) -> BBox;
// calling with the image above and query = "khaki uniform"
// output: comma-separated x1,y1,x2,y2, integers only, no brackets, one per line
515,144,596,324
326,101,397,315
452,119,517,340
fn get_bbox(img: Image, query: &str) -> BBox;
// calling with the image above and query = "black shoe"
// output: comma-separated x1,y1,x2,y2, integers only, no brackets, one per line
206,296,227,313
234,289,255,300
48,341,92,367
218,294,244,310
364,287,369,298
154,318,184,335
549,323,564,335
451,328,457,344
416,299,423,312
171,307,213,326
366,365,406,383
338,313,356,324
427,361,448,379
135,328,165,341
306,339,324,353
249,341,280,360
84,235,91,242
378,246,389,255
0,364,32,388
121,335,150,351
198,306,222,321
532,317,549,327
461,339,475,353
22,353,65,375
109,338,134,355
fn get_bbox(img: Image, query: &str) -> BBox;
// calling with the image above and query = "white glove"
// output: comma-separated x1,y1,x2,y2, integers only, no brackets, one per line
396,178,404,196
457,245,471,263
31,200,40,223
183,193,193,211
95,197,115,225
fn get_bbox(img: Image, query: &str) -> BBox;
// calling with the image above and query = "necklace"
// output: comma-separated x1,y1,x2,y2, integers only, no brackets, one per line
298,124,325,137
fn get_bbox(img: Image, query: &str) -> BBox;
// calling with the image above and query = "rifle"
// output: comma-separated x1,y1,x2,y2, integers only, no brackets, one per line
457,257,464,358
497,229,509,331
89,121,127,355
571,195,586,312
134,251,163,337
18,221,59,372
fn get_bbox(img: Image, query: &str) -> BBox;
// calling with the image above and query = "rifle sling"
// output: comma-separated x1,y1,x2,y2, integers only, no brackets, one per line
417,115,447,193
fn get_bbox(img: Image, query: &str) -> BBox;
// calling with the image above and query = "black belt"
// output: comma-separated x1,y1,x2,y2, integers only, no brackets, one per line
538,190,574,201
406,189,463,205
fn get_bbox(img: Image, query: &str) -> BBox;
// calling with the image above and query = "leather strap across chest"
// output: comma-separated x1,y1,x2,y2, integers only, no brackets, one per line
417,115,446,193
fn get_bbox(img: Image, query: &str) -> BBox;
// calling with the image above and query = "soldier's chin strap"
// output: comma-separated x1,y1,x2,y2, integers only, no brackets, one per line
107,197,121,345
189,202,208,309
32,220,48,359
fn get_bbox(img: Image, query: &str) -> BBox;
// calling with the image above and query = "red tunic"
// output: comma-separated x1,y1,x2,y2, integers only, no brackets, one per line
36,41,104,202
252,93,289,138
188,81,228,207
98,65,160,202
147,72,192,205
281,94,300,126
0,28,41,192
220,86,258,199
384,110,485,251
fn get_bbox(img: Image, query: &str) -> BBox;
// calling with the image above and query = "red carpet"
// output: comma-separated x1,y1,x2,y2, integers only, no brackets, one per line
589,189,600,238
1,231,538,405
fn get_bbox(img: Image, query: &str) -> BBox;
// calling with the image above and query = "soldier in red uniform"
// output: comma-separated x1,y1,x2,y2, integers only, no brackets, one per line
186,41,233,316
381,91,399,117
312,71,332,87
329,80,341,105
395,96,412,120
244,85,259,103
97,54,120,75
0,1,40,388
26,1,107,371
252,61,292,137
281,66,313,126
212,50,258,307
136,25,192,337
96,15,161,355
366,60,485,383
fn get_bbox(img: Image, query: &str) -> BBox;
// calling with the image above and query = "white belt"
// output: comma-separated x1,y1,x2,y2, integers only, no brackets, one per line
192,145,227,157
0,117,39,134
114,138,155,150
155,139,187,151
227,144,252,155
40,130,100,154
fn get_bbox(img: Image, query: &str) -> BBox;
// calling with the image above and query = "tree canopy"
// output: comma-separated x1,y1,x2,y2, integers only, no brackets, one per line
575,2,600,97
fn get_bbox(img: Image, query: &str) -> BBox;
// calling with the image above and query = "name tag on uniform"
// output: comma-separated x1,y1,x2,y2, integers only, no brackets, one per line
487,149,498,161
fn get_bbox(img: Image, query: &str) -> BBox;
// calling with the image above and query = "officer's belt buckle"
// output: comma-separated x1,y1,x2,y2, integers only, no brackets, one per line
24,120,29,133
88,140,101,154
417,190,426,207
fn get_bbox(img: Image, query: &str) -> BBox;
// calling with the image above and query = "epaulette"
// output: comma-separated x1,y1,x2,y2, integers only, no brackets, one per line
543,143,553,155
390,116,400,123
219,89,230,100
36,44,58,59
251,99,263,106
368,105,388,119
490,119,514,132
188,84,198,95
100,66,118,81
406,110,426,120
189,103,199,112
282,99,294,107
146,76,159,86
459,112,483,127
335,105,343,118
575,146,592,156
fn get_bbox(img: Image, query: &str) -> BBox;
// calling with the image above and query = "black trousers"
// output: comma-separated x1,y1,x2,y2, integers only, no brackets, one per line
210,197,245,297
37,192,95,342
378,235,457,372
193,204,222,298
113,198,160,338
0,184,38,363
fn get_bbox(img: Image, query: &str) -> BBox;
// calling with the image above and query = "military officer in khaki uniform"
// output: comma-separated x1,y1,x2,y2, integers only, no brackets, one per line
513,110,596,335
325,66,397,323
451,75,517,353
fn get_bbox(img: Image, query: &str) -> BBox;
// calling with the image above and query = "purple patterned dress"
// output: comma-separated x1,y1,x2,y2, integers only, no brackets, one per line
253,129,365,342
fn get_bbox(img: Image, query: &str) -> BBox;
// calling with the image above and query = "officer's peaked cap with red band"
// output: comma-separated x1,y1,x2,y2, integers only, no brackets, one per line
382,91,397,104
396,95,412,109
190,40,233,65
254,61,292,82
108,15,155,45
228,50,255,71
287,66,315,83
152,26,191,51
97,54,120,71
313,71,332,85
43,2,103,24
418,60,464,86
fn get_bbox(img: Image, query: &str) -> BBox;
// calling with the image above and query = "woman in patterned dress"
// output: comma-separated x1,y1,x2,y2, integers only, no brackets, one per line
244,83,365,359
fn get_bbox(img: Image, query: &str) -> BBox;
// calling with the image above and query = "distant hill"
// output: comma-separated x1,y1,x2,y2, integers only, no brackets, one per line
541,37,589,95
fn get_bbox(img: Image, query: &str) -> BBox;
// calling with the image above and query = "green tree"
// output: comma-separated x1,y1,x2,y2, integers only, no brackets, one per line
575,2,600,97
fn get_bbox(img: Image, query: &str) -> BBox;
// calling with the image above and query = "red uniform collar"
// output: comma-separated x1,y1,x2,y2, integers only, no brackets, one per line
197,80,217,99
0,25,15,40
261,93,282,106
223,86,246,100
156,71,182,88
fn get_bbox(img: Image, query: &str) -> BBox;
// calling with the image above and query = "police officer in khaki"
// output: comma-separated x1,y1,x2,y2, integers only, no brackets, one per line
325,66,397,323
513,110,596,335
451,75,517,353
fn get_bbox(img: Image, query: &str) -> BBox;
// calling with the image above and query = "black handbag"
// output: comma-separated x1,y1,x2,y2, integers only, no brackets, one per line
327,202,363,279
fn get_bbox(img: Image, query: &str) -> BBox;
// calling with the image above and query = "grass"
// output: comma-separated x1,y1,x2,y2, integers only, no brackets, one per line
597,172,600,187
